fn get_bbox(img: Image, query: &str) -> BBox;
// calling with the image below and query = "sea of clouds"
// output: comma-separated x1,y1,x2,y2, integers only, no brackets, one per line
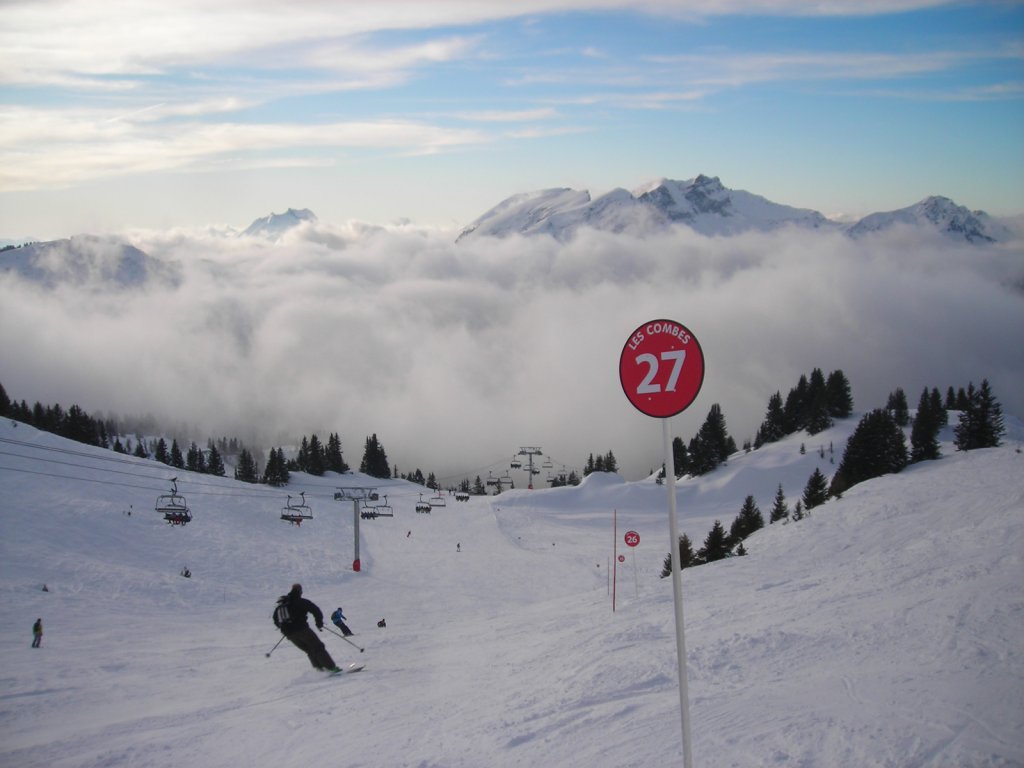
2,220,1022,481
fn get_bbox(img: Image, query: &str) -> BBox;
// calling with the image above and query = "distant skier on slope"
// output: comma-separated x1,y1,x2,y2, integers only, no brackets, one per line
32,618,42,648
272,584,340,673
330,606,354,637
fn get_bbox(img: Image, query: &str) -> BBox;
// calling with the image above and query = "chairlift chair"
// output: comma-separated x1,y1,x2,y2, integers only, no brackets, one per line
542,456,553,469
455,491,470,502
510,457,522,469
361,495,394,519
429,487,446,508
415,493,432,513
281,492,313,525
155,478,192,525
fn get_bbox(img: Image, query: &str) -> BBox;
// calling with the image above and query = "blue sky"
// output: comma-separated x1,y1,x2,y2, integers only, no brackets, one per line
1,0,1022,238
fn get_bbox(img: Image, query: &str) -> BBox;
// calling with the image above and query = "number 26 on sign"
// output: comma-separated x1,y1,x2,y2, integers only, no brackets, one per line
619,319,705,419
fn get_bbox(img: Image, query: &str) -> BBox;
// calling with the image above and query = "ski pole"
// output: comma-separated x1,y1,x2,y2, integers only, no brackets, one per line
322,624,364,652
266,635,286,658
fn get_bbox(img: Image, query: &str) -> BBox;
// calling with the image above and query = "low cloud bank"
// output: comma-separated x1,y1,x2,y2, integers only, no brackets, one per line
2,222,1022,480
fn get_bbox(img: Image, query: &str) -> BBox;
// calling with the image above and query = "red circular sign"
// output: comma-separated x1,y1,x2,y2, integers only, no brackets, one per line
618,554,626,563
624,530,640,547
619,319,704,418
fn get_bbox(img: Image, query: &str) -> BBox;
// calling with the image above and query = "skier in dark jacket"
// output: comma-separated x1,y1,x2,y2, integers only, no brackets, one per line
272,584,340,673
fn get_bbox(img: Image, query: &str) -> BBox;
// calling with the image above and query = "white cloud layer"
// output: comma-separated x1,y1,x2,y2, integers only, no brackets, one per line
2,223,1022,483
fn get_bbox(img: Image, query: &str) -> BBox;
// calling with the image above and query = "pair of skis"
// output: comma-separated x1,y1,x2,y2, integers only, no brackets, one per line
325,625,365,674
331,662,365,675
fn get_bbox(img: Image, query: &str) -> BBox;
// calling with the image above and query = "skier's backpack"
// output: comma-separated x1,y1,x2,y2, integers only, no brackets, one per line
273,601,294,631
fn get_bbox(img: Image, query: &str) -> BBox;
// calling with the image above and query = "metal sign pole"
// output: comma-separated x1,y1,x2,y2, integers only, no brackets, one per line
619,318,703,767
613,508,618,612
664,418,693,768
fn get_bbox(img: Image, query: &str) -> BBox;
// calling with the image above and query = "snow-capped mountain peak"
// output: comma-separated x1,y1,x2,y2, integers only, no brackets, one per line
846,195,1010,243
458,175,841,241
0,235,181,290
241,208,318,240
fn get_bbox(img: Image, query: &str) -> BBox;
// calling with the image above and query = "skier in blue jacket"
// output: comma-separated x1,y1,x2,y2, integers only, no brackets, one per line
330,606,354,636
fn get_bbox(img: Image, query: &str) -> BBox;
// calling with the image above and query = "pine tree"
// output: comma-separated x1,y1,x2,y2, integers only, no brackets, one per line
306,434,326,476
825,369,854,418
954,379,1005,451
206,441,226,477
687,434,711,476
783,374,810,433
170,439,184,469
295,437,310,472
672,436,689,477
186,442,206,473
945,386,958,410
661,534,696,577
263,447,289,486
886,388,910,427
802,468,830,510
360,434,391,479
235,448,259,483
769,483,789,523
326,433,348,473
755,391,786,447
792,499,805,521
730,495,764,543
0,381,9,416
956,387,970,410
688,403,734,475
829,409,907,497
697,521,730,563
134,440,149,459
63,404,98,445
805,368,832,435
930,388,948,427
603,451,618,474
910,387,942,463
154,438,170,465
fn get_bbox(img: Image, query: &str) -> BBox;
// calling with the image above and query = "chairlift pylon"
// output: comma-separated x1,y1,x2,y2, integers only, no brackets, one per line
155,478,192,526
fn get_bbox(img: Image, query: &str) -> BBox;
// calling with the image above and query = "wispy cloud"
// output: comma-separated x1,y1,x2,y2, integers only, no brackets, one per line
0,110,488,192
454,108,560,122
646,49,984,87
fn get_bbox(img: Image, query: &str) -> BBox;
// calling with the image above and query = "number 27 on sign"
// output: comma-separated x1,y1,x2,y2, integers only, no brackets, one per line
619,319,704,419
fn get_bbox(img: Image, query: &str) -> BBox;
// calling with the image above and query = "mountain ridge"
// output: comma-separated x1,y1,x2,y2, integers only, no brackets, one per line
457,174,1011,244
